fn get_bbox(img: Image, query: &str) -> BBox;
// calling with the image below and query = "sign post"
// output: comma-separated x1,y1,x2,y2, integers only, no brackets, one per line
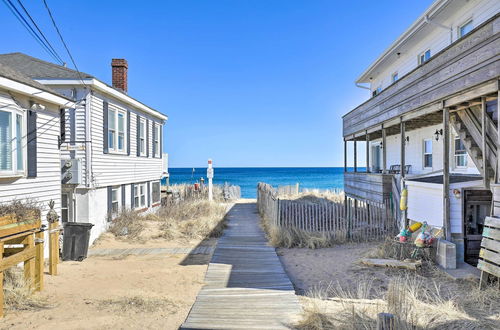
207,159,214,201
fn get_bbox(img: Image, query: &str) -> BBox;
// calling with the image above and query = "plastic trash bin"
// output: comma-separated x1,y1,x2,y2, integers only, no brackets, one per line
62,222,94,261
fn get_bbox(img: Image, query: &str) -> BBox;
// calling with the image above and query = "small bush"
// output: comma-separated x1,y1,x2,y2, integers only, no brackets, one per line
266,225,347,249
158,200,227,240
108,209,145,240
0,199,40,221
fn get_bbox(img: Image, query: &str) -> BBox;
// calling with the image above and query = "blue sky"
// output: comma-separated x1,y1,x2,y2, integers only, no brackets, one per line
1,0,433,167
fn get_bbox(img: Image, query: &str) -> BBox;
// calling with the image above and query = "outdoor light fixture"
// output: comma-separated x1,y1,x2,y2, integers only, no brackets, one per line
379,142,383,149
434,129,443,141
405,136,410,145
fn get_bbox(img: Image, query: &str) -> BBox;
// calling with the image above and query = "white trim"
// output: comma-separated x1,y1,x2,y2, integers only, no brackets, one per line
356,0,452,83
139,118,146,156
423,138,433,170
0,108,26,177
108,108,127,154
0,77,73,107
134,182,147,209
36,78,168,120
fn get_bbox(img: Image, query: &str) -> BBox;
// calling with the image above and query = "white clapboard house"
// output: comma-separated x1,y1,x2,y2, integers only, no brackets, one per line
342,0,499,268
0,62,73,225
0,53,168,244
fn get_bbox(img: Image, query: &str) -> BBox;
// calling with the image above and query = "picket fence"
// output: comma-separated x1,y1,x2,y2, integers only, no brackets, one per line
257,182,398,241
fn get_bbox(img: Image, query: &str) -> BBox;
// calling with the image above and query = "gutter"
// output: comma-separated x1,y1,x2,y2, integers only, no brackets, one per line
35,78,168,121
355,82,371,90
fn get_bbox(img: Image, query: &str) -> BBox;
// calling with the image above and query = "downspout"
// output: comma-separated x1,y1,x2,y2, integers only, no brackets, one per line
425,15,453,45
85,89,92,188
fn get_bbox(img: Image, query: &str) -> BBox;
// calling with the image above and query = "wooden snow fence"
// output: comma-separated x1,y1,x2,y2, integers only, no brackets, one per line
257,182,398,242
478,216,500,289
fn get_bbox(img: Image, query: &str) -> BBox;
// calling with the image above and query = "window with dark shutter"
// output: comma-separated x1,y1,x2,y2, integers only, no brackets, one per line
107,186,112,220
127,110,131,155
146,119,149,157
122,184,126,207
136,114,140,157
130,183,135,208
147,181,151,207
103,101,109,154
27,110,37,177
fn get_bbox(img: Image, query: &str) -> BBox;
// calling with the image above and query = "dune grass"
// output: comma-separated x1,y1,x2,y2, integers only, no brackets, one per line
296,274,500,330
107,199,228,242
3,267,50,312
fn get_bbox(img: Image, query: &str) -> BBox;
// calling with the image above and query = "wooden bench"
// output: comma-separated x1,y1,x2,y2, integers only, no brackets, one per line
478,216,500,288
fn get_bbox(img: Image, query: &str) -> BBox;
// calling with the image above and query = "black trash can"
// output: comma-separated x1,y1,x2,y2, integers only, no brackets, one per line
62,222,94,261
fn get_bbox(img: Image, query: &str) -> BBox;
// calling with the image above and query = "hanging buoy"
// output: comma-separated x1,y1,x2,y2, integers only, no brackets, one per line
400,188,408,211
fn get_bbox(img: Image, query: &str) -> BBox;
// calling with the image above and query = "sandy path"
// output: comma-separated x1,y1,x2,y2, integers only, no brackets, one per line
0,237,214,329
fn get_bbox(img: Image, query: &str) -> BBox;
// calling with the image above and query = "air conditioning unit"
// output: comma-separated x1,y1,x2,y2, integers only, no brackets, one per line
61,159,81,184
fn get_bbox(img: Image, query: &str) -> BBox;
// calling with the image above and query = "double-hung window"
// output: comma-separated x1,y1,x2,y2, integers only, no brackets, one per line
139,119,146,156
134,183,146,208
108,108,126,153
458,20,473,38
111,187,120,213
153,124,160,157
454,137,467,167
0,109,25,175
152,181,160,204
418,49,431,65
423,139,433,169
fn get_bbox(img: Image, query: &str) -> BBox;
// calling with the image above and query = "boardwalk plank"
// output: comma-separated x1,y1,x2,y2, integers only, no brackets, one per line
181,203,301,329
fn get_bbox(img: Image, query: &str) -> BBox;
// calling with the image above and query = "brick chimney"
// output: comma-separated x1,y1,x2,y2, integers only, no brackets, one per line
111,59,128,92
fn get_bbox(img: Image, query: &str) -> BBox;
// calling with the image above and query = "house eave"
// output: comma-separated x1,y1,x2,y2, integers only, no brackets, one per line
0,76,74,108
355,0,452,84
35,78,168,121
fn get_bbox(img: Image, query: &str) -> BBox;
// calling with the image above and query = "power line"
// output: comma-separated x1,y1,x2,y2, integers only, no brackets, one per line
42,0,86,85
15,0,65,64
2,0,63,64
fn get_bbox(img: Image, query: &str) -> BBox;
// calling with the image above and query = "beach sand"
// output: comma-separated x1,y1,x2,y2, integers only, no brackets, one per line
0,222,215,330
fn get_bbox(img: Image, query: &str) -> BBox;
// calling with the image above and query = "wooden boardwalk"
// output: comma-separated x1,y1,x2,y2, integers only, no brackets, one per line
181,203,302,329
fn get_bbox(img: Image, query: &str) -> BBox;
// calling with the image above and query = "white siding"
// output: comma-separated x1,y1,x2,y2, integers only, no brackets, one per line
0,91,61,223
407,180,483,234
370,124,479,175
90,92,164,187
370,0,500,93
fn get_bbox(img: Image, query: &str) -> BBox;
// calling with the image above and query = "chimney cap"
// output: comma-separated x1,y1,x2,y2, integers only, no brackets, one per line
111,58,128,68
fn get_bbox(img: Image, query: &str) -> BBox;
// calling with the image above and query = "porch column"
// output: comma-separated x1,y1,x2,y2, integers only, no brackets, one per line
354,140,357,172
481,97,489,189
443,107,451,240
382,125,387,174
400,119,405,178
497,90,500,184
343,139,347,173
366,131,370,173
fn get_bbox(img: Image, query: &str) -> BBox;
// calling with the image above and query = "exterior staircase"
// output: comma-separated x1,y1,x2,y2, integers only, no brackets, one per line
450,105,497,183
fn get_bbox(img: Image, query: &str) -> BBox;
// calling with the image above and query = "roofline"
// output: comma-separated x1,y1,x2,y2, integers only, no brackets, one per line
355,0,452,84
35,78,168,121
0,76,74,108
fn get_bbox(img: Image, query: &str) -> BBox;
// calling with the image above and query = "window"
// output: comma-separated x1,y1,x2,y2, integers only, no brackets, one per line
134,183,146,208
152,181,160,204
418,49,431,65
454,137,467,167
459,20,473,38
392,72,399,83
153,124,160,157
111,187,119,213
61,193,69,222
107,108,126,153
423,139,432,168
0,109,25,175
139,119,146,156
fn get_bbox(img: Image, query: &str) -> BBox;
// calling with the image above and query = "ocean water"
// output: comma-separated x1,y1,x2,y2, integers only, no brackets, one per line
164,167,363,198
